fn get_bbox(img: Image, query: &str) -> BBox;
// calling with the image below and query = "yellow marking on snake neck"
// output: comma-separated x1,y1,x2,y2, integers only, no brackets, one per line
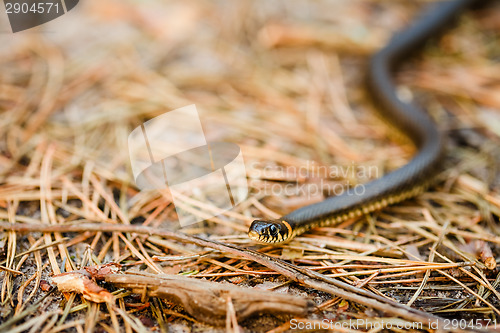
282,220,292,237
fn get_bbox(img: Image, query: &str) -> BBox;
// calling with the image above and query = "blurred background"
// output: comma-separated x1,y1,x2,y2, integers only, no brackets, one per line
1,0,500,331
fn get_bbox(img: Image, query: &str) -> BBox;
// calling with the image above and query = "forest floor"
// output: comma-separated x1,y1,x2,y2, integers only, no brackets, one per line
0,0,500,332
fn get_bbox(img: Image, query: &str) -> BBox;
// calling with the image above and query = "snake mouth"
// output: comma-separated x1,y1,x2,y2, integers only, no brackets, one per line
248,230,261,241
248,230,277,244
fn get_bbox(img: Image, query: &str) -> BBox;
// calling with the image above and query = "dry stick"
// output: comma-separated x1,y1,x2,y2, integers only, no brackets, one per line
105,271,311,326
0,221,488,333
0,265,23,275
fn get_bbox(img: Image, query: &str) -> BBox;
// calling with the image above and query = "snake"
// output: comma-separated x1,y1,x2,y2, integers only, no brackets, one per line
248,0,479,244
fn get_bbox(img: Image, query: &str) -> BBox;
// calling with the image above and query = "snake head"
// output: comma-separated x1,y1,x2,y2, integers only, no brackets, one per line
248,219,292,244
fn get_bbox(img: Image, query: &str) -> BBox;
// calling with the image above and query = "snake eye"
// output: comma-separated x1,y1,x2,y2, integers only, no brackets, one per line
268,224,278,236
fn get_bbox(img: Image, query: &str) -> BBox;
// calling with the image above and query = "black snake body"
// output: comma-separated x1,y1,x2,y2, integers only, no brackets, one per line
248,0,480,244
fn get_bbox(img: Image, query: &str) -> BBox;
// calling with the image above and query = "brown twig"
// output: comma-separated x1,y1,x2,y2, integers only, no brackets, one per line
105,271,313,326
